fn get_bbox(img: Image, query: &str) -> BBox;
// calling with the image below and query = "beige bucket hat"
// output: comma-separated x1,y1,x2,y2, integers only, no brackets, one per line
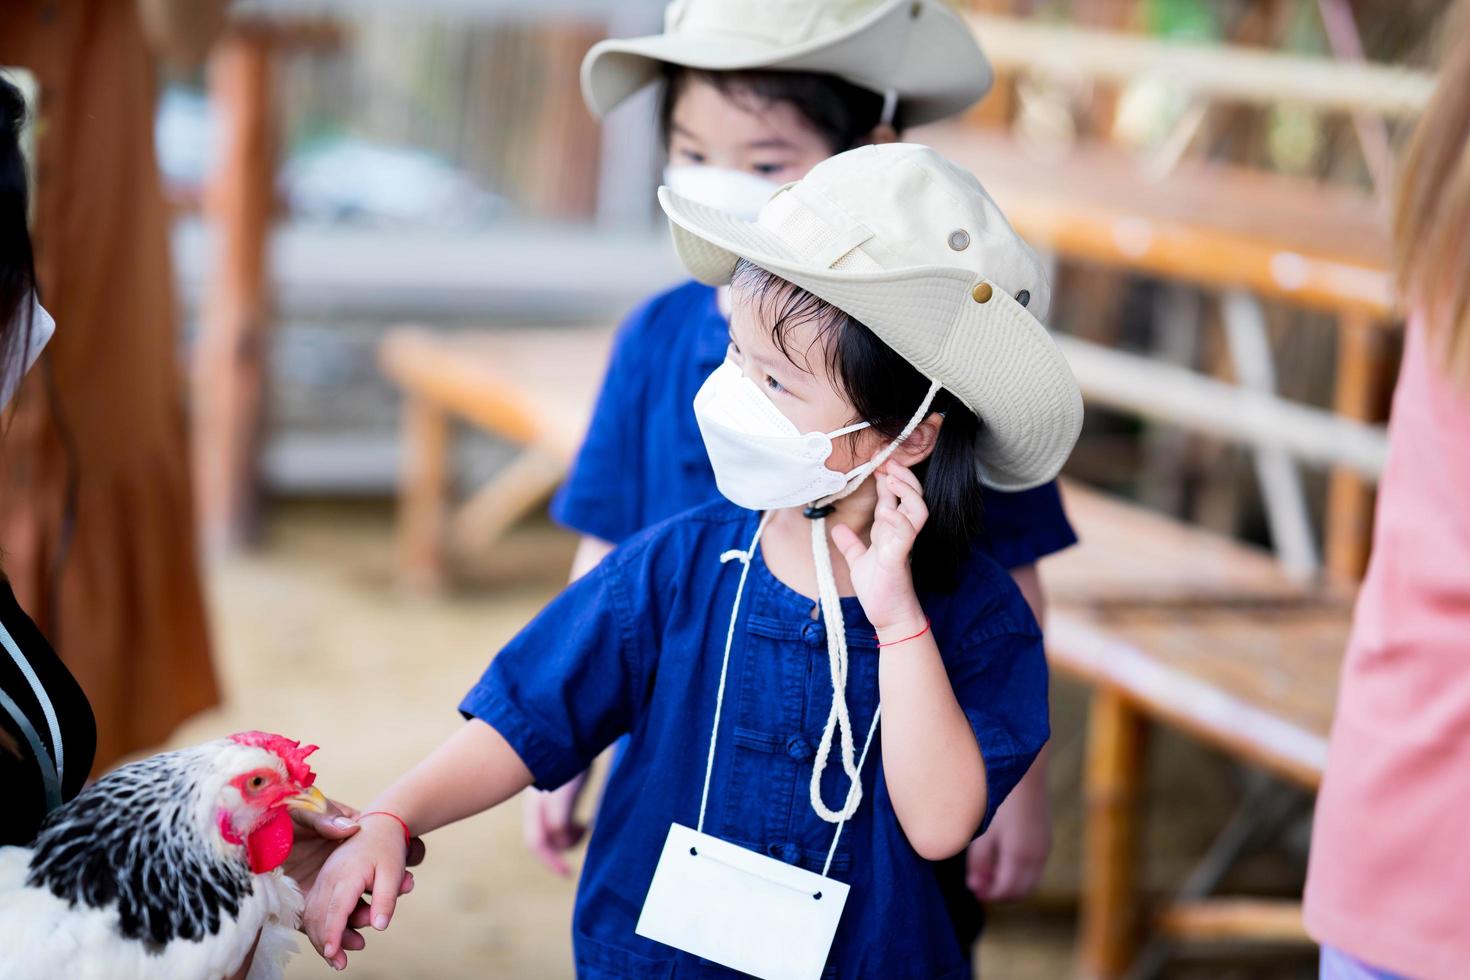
581,0,992,126
659,142,1083,491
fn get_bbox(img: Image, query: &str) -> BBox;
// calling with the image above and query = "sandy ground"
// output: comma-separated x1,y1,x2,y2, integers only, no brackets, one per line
162,501,1312,979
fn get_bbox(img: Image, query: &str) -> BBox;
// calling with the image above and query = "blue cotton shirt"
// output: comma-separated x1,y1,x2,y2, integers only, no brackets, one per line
551,280,1076,570
461,500,1050,978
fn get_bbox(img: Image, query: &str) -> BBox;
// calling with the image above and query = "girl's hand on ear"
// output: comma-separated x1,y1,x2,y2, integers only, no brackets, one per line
831,461,929,636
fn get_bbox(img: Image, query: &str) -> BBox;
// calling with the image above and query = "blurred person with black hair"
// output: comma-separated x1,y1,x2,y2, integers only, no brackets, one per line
0,0,227,775
0,73,94,848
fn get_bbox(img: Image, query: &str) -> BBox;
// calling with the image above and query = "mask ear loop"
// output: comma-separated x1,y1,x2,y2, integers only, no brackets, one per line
804,379,942,823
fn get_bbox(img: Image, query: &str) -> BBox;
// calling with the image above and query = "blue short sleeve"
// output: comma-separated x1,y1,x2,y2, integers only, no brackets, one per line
459,558,651,791
549,302,656,545
978,481,1078,570
948,626,1050,834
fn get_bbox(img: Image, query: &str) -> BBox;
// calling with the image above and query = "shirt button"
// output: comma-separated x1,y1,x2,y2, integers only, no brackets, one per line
766,842,801,865
785,736,813,761
801,621,824,646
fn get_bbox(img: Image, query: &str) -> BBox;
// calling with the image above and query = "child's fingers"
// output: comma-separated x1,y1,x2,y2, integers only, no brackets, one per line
369,863,405,931
830,523,867,566
875,470,899,513
313,878,362,962
340,927,366,952
883,469,928,533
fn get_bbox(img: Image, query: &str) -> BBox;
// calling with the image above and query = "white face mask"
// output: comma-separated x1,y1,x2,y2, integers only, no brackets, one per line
693,359,873,511
2,293,55,408
662,165,782,222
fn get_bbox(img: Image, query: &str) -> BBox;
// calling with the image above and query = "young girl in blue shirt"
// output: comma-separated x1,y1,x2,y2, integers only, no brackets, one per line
304,143,1082,978
536,0,1075,923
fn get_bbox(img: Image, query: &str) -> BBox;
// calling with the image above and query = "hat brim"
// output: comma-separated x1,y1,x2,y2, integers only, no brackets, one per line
582,0,992,127
659,185,1083,491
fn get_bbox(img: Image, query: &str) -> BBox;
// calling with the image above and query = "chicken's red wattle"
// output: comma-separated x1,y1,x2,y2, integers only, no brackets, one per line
247,807,295,874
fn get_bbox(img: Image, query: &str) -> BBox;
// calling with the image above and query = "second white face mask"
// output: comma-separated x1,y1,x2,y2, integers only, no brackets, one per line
693,359,871,511
662,165,782,222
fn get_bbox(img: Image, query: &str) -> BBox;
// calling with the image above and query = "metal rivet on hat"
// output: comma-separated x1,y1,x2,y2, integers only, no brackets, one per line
947,229,970,251
1017,289,1031,308
971,282,993,304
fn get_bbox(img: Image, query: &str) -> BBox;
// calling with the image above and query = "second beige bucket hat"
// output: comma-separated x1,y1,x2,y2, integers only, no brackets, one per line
581,0,993,126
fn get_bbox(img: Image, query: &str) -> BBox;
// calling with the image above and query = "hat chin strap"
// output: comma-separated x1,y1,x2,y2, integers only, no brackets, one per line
879,88,898,129
804,378,941,823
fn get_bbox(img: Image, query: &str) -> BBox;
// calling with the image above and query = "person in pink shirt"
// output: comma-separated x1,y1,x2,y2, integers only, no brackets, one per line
1304,12,1470,980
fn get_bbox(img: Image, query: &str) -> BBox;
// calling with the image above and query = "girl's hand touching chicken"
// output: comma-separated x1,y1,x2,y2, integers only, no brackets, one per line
831,461,929,638
302,814,411,971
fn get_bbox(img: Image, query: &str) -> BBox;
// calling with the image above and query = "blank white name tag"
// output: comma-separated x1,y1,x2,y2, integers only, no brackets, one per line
636,823,849,980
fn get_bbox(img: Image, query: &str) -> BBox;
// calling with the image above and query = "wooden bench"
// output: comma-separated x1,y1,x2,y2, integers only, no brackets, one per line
1044,486,1352,976
378,325,614,590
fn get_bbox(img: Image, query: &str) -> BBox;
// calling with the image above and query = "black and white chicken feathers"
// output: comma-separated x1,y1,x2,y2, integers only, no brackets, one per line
0,732,327,980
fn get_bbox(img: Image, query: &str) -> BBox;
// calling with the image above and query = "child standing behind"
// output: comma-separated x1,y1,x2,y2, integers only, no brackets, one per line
305,144,1081,978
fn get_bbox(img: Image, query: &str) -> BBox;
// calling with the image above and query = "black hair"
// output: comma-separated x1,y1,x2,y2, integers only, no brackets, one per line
658,65,898,156
0,75,36,402
731,259,984,593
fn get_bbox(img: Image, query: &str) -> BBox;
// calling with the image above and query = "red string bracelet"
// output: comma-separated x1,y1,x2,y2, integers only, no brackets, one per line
360,811,411,846
876,618,931,648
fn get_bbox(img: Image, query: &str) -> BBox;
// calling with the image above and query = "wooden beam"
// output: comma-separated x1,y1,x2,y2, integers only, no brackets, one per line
967,13,1434,118
1156,899,1310,944
1078,688,1149,980
1325,313,1391,580
445,448,568,567
1058,336,1389,480
396,395,451,592
194,32,275,551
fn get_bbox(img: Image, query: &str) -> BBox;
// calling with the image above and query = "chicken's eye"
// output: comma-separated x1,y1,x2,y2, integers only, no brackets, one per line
248,775,267,791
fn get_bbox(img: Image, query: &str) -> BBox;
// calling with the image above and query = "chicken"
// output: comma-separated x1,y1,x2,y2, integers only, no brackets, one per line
0,731,330,980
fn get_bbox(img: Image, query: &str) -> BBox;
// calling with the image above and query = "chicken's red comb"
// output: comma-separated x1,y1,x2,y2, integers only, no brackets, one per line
229,731,319,786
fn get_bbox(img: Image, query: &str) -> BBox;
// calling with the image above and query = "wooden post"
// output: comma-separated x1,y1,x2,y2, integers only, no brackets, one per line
397,395,451,592
1078,688,1149,980
1325,313,1388,580
195,29,275,551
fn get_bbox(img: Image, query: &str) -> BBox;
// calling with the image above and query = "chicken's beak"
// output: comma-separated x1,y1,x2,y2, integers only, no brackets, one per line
285,785,330,814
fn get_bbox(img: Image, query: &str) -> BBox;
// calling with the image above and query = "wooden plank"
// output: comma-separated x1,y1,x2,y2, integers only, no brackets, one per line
378,326,613,459
1156,899,1310,944
1046,617,1334,793
915,127,1395,318
396,395,450,592
194,32,275,551
1059,337,1389,480
1326,313,1390,580
1078,689,1148,980
966,13,1434,118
